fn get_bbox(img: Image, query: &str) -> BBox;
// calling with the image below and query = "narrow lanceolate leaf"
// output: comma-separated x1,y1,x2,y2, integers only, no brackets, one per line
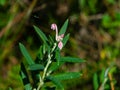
59,19,69,35
33,25,48,43
49,35,55,45
33,25,50,53
46,76,64,90
28,64,44,71
100,69,105,83
48,62,64,73
60,57,85,63
54,72,82,81
93,73,99,90
62,33,70,46
19,43,34,65
20,63,32,90
55,50,61,65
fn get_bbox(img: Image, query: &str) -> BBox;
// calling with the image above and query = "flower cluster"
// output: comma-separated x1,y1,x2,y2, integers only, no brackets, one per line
51,23,64,50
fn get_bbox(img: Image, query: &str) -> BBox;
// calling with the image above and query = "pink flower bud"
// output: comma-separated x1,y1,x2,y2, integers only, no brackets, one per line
51,23,57,30
58,41,63,50
60,34,64,38
51,23,64,50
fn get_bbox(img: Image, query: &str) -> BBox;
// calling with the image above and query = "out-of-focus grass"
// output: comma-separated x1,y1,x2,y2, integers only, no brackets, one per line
0,0,120,90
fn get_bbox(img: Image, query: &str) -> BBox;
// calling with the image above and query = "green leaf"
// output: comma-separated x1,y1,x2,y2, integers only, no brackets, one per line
60,57,85,63
33,25,48,43
93,73,99,90
0,0,6,5
55,49,61,65
54,72,82,81
25,84,32,90
62,33,70,47
38,45,44,60
19,43,34,65
20,63,32,90
37,44,46,61
48,62,64,73
20,63,29,81
100,68,105,83
49,35,55,45
28,64,44,71
59,19,68,35
46,76,64,90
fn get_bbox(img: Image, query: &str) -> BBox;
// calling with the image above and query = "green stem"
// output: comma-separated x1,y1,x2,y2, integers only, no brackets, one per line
42,54,52,79
37,54,51,90
37,76,43,90
37,43,57,90
51,43,57,52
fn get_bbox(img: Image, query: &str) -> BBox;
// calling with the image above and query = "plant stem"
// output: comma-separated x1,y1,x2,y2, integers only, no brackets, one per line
99,78,108,90
51,43,57,52
42,54,52,80
37,54,51,90
37,76,43,90
37,43,57,90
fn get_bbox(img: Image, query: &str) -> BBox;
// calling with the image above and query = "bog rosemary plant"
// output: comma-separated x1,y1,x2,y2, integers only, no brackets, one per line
19,19,85,90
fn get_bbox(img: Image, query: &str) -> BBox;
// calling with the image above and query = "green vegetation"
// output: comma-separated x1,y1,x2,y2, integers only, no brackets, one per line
0,0,120,90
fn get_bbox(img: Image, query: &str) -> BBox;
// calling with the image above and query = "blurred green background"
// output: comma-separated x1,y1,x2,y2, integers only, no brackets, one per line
0,0,120,90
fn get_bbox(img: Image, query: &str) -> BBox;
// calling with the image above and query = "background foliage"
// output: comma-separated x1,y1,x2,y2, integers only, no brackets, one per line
0,0,120,90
